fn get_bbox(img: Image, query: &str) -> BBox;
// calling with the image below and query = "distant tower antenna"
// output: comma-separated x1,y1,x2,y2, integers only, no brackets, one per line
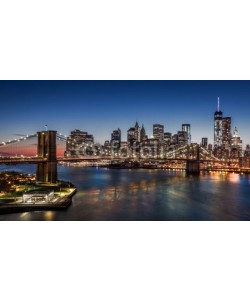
217,97,220,111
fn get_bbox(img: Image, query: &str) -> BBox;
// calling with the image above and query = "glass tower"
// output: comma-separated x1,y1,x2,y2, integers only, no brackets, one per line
214,98,223,147
182,124,191,145
222,117,231,155
153,124,164,142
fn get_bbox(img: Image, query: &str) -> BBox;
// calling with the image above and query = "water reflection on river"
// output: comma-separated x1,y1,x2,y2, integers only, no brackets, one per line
1,164,250,221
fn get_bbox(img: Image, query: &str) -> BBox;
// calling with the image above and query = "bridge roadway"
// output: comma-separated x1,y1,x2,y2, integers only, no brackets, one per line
0,157,48,163
0,156,239,164
1,156,249,173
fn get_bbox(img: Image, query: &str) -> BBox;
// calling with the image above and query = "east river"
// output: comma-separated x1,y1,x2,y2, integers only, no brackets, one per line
1,164,250,221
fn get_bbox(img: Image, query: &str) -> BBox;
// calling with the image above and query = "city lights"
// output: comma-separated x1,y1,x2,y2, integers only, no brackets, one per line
0,98,250,173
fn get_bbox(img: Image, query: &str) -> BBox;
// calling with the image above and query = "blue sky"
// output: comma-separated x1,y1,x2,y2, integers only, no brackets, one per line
0,80,250,146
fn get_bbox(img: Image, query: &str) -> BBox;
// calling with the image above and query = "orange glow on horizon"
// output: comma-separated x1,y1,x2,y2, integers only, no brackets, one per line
0,144,65,157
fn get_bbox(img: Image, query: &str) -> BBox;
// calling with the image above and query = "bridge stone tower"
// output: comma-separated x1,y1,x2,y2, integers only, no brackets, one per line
37,130,57,162
37,130,57,183
186,145,200,175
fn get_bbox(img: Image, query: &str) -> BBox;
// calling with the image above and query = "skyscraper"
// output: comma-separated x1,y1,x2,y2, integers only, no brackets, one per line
134,122,141,142
171,134,178,146
243,145,250,168
153,124,164,142
111,128,121,145
214,97,223,148
201,138,208,148
231,127,243,158
182,124,191,145
222,117,231,157
177,131,188,146
164,132,172,146
140,124,147,141
127,122,142,145
65,129,94,157
111,128,121,153
244,145,250,157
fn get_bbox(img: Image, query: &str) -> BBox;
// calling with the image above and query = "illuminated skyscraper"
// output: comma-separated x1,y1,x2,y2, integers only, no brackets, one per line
201,138,208,148
164,132,172,146
214,97,223,148
243,145,250,167
111,128,121,153
244,145,250,157
111,128,121,146
172,134,178,146
153,124,164,142
222,117,231,147
182,124,191,145
127,122,142,145
177,131,188,146
222,117,231,157
65,129,94,157
134,122,141,142
231,127,243,158
140,124,147,141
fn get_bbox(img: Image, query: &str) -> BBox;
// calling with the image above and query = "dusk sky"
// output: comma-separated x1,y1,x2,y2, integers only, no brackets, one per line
1,80,250,148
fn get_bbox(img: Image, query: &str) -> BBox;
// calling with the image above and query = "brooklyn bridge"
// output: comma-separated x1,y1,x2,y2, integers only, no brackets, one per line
0,130,250,180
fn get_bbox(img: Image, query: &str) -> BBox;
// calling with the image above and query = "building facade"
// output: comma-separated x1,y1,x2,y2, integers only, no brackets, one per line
111,128,121,153
153,124,164,142
177,131,188,147
222,117,232,158
182,124,191,145
65,129,94,157
201,138,208,149
214,110,223,148
231,127,243,158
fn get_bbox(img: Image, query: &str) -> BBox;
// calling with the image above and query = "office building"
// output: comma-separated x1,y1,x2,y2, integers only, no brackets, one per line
111,128,121,150
177,131,188,147
201,138,208,148
141,138,159,158
153,124,164,142
244,145,250,157
231,127,243,158
243,145,250,168
134,122,141,142
164,132,172,148
127,122,142,145
222,117,231,157
172,134,178,146
65,129,94,157
141,124,147,141
120,141,129,157
214,98,223,148
127,127,136,146
182,124,191,145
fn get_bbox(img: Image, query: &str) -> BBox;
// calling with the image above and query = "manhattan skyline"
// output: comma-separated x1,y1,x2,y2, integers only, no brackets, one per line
1,80,250,146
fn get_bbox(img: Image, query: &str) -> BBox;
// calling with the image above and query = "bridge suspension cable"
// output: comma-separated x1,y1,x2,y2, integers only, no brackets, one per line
0,133,38,147
0,133,68,147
